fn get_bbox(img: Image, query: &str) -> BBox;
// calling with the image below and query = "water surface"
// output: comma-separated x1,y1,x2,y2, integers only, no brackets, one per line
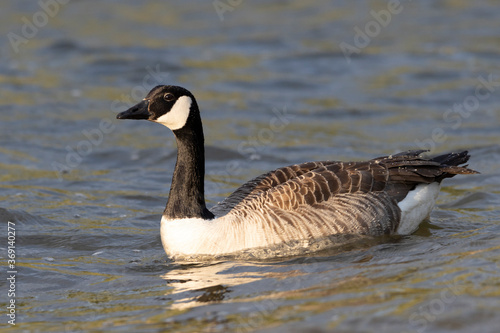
1,1,500,332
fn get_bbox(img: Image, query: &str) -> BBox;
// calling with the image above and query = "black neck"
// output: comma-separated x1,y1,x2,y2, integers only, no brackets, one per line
163,112,214,220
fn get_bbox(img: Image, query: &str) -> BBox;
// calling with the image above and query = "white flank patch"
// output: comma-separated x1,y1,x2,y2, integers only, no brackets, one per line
160,214,269,257
396,182,441,235
160,216,212,256
155,96,192,130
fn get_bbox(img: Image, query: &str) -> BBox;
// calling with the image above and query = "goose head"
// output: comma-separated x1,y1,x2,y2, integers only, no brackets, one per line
116,85,198,131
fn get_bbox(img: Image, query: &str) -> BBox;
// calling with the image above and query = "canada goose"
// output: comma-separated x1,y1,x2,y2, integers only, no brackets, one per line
116,85,478,259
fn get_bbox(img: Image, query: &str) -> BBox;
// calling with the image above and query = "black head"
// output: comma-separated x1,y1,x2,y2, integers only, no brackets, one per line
116,85,197,131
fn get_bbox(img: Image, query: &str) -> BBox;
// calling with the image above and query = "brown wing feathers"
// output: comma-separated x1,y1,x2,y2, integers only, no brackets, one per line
375,150,478,201
212,161,330,214
213,150,477,217
208,150,477,240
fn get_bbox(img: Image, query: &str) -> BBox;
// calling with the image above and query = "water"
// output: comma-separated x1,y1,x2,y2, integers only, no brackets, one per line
1,0,500,332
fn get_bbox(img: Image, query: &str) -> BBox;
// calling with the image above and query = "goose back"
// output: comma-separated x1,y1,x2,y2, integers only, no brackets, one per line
210,150,477,242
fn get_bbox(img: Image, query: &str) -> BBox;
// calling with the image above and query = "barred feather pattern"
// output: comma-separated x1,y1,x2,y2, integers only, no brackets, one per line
199,151,476,252
163,150,477,256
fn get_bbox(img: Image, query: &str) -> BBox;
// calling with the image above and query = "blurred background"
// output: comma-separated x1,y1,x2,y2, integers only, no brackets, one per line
1,0,499,332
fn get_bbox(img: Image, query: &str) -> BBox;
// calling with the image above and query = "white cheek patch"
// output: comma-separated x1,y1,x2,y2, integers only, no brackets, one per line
155,96,192,130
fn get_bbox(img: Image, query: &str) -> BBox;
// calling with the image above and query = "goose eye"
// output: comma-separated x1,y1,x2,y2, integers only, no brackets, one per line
163,93,175,101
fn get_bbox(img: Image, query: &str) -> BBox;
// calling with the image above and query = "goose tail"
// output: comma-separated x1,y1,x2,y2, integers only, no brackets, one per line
430,150,480,179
